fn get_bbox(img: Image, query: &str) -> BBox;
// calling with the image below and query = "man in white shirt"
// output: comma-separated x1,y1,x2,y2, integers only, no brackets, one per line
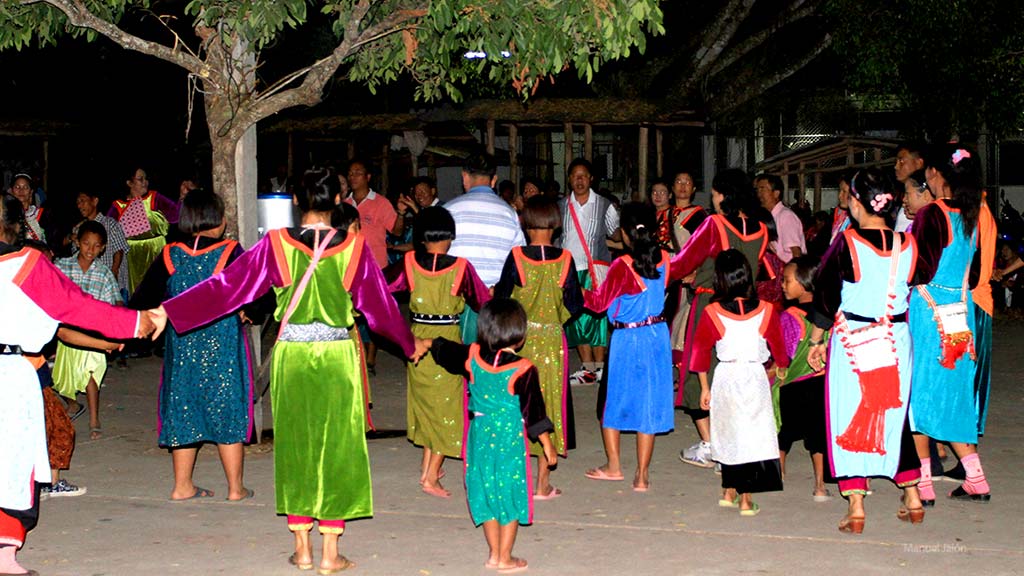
755,174,805,263
893,141,927,233
558,158,620,385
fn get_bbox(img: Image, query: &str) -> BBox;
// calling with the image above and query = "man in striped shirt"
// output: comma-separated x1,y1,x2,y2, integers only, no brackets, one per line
445,152,525,339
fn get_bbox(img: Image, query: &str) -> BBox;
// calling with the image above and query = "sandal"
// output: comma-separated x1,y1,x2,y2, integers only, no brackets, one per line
288,553,314,571
68,404,86,422
838,515,865,534
584,468,624,481
89,426,102,440
739,503,760,517
170,487,214,501
897,495,925,524
718,495,740,508
317,555,355,574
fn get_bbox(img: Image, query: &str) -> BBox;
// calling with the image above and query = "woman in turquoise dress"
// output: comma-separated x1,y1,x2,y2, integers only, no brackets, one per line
160,171,415,574
131,189,254,501
909,145,991,506
583,203,672,492
808,169,924,534
421,298,555,574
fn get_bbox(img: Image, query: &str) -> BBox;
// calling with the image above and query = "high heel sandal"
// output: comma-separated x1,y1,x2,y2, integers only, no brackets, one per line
838,515,865,534
897,496,925,524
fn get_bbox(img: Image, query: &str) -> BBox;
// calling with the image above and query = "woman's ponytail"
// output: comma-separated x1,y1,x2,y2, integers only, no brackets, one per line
619,202,661,280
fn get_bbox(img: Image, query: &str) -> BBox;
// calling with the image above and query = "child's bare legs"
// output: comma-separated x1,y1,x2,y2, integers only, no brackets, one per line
482,521,525,571
86,376,101,439
421,449,449,497
738,492,755,512
320,531,353,572
811,452,828,497
634,433,654,489
218,443,249,500
588,427,622,477
779,450,788,479
292,527,313,568
535,455,555,496
419,448,431,484
169,446,205,500
0,544,29,574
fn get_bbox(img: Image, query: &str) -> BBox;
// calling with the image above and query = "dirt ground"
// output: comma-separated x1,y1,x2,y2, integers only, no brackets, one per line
19,323,1024,575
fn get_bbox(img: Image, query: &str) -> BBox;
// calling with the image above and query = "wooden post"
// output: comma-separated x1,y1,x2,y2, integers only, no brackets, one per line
797,161,806,209
347,141,356,161
286,132,294,178
486,120,496,156
814,172,823,212
638,125,650,201
380,143,390,197
563,123,574,170
411,153,419,178
509,123,519,190
584,123,593,162
655,128,664,178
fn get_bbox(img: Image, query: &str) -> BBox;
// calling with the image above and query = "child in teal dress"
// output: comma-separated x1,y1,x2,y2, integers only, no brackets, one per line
416,298,556,574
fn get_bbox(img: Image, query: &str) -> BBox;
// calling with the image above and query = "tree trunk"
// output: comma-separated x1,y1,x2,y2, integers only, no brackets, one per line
209,126,241,238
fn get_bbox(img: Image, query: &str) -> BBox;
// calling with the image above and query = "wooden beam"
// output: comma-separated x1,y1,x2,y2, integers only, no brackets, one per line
509,123,519,190
814,172,823,212
798,161,806,208
584,123,593,161
638,126,650,202
486,119,496,156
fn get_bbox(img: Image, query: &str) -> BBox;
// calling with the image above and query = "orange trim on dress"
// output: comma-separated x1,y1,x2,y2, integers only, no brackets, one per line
403,251,417,292
903,233,918,283
342,235,365,292
269,230,292,287
12,248,41,286
511,246,526,288
281,227,355,259
843,229,862,283
163,245,176,275
711,216,730,251
935,199,955,248
212,240,238,275
785,307,808,341
756,301,773,336
705,303,727,337
450,258,468,297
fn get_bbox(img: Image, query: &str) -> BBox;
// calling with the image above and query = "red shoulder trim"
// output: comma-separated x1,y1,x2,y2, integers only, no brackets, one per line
902,232,918,283
678,206,704,228
163,244,177,276
936,200,954,248
511,246,526,288
403,251,417,293
711,215,729,250
557,249,572,287
843,229,862,283
784,307,808,342
704,302,727,337
756,300,773,336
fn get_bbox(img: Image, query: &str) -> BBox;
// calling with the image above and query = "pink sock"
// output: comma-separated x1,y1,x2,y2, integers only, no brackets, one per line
960,453,990,494
918,458,935,500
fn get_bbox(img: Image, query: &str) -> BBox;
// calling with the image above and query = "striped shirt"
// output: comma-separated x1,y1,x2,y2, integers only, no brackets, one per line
445,185,525,286
55,255,121,305
563,190,620,271
73,213,130,292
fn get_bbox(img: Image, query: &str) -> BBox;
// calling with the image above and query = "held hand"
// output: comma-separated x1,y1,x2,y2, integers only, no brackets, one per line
411,337,433,364
992,268,1004,282
807,343,826,372
544,442,558,469
699,389,711,411
140,306,168,341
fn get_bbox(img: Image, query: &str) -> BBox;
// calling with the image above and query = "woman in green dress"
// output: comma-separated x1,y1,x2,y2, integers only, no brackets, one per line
107,167,180,295
160,170,415,574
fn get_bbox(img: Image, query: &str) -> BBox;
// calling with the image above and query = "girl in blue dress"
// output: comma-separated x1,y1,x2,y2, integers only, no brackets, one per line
582,202,673,492
131,189,255,501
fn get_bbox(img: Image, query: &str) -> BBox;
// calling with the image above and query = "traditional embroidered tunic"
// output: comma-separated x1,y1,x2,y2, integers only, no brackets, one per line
108,190,180,294
163,228,414,524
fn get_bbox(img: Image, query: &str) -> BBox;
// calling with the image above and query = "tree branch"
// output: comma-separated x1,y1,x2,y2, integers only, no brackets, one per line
240,2,427,129
676,0,758,100
19,0,210,77
708,33,832,118
707,0,820,78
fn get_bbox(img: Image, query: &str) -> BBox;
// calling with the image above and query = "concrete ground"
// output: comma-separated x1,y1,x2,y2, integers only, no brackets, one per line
21,324,1024,575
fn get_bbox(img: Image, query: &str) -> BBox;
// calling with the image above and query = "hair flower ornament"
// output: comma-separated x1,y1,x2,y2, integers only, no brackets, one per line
870,193,893,212
952,149,971,165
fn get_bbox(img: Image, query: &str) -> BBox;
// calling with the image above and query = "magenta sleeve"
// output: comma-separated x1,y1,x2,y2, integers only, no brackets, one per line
687,311,720,373
349,242,416,358
583,258,641,314
460,261,492,312
669,217,719,282
18,252,138,339
153,192,181,224
164,235,282,333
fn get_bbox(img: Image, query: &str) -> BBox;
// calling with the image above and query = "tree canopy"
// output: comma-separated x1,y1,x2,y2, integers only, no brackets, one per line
826,0,1024,138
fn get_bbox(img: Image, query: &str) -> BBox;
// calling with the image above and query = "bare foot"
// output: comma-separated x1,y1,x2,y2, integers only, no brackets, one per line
496,556,528,574
484,558,500,570
319,554,354,573
632,470,650,492
226,487,254,501
89,427,103,440
421,482,451,498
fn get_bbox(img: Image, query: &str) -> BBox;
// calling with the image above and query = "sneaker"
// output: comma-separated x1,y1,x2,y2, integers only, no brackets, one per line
594,366,604,383
46,479,87,498
679,441,715,468
570,368,597,386
714,462,722,475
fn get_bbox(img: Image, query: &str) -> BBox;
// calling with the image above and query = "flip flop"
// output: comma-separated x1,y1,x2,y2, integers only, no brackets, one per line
496,558,528,574
317,555,355,574
718,495,740,508
813,489,833,503
288,553,314,571
739,503,761,517
632,481,649,493
69,404,86,422
227,488,254,501
584,468,624,481
171,487,214,501
533,487,562,500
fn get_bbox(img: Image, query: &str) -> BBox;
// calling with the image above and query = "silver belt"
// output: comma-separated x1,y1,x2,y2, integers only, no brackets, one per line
279,322,352,342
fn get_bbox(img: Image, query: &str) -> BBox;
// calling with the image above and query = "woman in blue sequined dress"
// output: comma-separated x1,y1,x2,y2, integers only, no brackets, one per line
131,189,255,501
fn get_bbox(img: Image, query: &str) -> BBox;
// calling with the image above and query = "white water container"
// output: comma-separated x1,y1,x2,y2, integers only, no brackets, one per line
257,193,297,237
